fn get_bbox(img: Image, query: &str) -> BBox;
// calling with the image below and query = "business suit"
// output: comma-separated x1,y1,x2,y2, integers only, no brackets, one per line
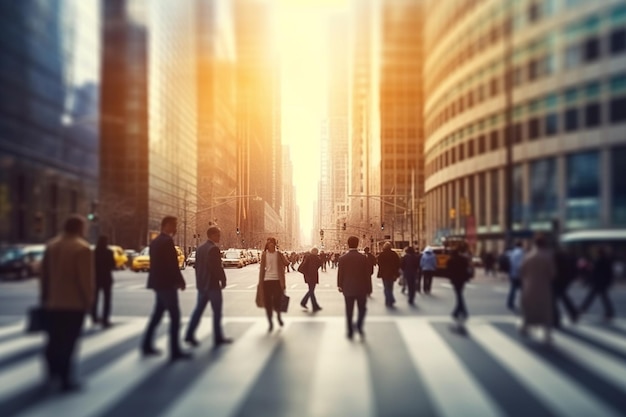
185,239,227,344
377,248,400,306
299,253,323,311
337,249,371,338
142,232,186,357
40,232,94,390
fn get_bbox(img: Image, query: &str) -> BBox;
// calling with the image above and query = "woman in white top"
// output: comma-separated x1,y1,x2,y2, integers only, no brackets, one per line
256,237,289,332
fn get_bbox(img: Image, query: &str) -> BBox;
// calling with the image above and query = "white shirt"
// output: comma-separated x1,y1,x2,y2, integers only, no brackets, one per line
264,251,280,281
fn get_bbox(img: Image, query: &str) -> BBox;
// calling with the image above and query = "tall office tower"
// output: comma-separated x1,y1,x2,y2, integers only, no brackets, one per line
233,0,283,244
100,0,149,249
195,0,239,249
0,1,101,243
101,0,198,251
423,0,626,252
281,145,298,250
319,119,334,246
379,0,425,248
349,0,382,247
326,12,351,249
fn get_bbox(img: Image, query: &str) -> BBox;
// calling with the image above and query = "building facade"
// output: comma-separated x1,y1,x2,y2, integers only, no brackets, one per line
423,0,626,252
0,0,101,244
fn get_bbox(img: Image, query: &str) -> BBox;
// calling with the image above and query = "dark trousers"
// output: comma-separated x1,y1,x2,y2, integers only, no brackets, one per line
142,289,182,356
416,272,422,292
91,282,112,324
344,295,367,336
383,279,395,306
301,282,320,309
404,273,417,304
186,288,224,343
422,271,434,293
44,310,84,385
552,280,578,327
580,286,615,318
452,283,468,320
507,277,521,309
263,280,283,321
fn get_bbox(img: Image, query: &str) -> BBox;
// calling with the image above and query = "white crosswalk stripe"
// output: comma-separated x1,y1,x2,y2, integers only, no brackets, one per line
0,316,624,417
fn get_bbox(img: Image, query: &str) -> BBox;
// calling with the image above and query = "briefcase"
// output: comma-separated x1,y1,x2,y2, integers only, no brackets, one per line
280,294,290,313
26,306,47,333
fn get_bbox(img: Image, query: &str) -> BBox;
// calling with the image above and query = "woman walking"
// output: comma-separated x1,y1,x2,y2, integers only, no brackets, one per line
256,237,290,332
298,247,323,312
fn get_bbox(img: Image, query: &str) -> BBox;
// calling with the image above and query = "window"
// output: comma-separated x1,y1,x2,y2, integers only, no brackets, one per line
610,97,626,123
565,44,581,68
490,77,499,97
610,28,626,54
612,146,626,225
585,102,601,127
458,143,465,161
566,151,600,228
528,58,540,81
490,130,499,150
513,123,523,144
478,135,486,154
530,158,557,224
468,139,475,158
451,147,457,164
545,113,559,135
528,117,541,139
528,2,541,23
564,108,579,131
583,37,600,62
491,169,500,226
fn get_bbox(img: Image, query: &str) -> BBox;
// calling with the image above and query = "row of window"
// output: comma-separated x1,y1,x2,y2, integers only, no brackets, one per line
425,96,626,178
425,27,626,137
427,147,626,230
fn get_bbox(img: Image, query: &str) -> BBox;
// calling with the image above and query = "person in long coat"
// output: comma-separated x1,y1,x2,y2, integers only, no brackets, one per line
579,247,615,321
256,237,290,332
377,242,400,307
400,246,420,305
91,235,115,328
299,247,323,311
447,249,471,325
519,234,556,343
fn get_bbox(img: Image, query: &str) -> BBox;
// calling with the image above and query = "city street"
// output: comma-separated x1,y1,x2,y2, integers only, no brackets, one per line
0,265,625,416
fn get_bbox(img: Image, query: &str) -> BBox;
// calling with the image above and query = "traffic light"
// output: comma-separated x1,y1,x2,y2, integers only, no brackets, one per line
381,222,385,230
342,222,346,230
88,200,98,222
320,229,324,240
236,227,240,235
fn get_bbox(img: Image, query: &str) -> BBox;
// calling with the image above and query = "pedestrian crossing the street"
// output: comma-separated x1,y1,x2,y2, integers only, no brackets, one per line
0,315,625,417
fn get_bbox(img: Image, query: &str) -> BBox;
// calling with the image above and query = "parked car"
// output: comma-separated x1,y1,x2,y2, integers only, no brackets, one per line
222,249,244,268
186,251,196,267
109,245,128,270
124,249,139,268
0,244,46,280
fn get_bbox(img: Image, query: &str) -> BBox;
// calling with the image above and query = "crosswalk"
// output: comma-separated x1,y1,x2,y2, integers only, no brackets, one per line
0,315,625,417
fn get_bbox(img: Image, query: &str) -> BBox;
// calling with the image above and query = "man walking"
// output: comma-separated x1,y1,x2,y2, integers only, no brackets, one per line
185,226,232,347
419,247,437,294
40,215,94,391
141,216,191,361
363,246,377,298
337,236,371,339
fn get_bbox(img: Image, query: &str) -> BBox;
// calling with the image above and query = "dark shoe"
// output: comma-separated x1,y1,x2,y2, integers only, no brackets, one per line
61,380,83,393
300,302,308,310
215,337,233,346
141,347,162,356
277,317,284,327
102,321,113,329
347,332,354,340
184,337,200,347
357,327,365,339
268,321,274,333
170,351,193,362
313,306,322,312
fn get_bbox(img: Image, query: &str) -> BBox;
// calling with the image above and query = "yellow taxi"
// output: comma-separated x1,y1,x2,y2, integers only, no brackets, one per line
109,245,128,270
131,245,186,272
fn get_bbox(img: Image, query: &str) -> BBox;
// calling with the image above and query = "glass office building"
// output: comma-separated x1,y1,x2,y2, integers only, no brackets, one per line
423,0,626,251
0,1,101,243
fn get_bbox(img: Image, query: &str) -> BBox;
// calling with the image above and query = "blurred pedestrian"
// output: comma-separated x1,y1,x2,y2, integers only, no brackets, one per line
91,235,115,328
484,251,496,277
419,246,437,294
579,247,615,321
256,237,289,332
185,226,232,348
400,246,420,305
497,249,511,280
553,246,579,327
40,214,94,391
506,241,524,311
141,216,191,361
363,246,377,299
337,236,371,339
298,247,323,311
377,242,400,307
447,248,472,325
519,234,556,343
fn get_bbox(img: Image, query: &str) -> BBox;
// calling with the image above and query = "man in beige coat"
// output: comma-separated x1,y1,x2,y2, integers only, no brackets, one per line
40,215,94,391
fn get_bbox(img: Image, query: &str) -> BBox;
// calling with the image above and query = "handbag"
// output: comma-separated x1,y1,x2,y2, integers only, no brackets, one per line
26,306,47,333
279,294,290,313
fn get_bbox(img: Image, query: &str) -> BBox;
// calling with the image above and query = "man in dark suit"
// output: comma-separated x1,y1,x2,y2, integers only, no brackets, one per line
141,216,191,361
185,226,232,347
337,236,372,339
